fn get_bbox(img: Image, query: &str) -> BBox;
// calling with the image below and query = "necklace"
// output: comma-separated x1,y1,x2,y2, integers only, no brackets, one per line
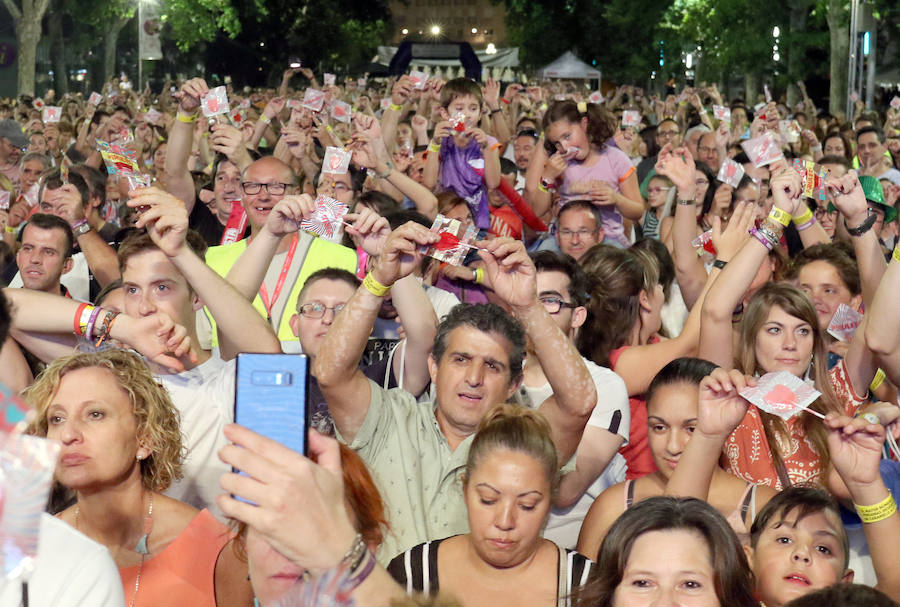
75,493,154,607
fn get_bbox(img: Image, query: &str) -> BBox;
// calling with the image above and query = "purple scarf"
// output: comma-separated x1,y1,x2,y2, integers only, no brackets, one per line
439,136,490,229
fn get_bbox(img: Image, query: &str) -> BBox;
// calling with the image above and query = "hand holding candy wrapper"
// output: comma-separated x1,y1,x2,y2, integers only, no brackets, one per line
323,73,336,87
450,113,467,133
409,70,427,90
691,229,717,255
41,106,62,123
588,91,604,103
301,195,350,240
302,88,326,113
0,191,9,211
96,140,152,193
717,158,745,188
738,371,824,421
622,110,641,129
713,105,731,124
791,159,829,201
322,147,352,175
779,120,801,144
88,92,102,106
201,86,230,118
741,132,784,168
421,214,482,266
827,303,862,342
331,100,352,123
0,430,60,582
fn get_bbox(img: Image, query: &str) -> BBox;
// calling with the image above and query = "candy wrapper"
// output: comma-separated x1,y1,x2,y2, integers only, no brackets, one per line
229,109,246,125
421,214,479,266
32,99,44,111
322,147,351,175
96,141,150,191
143,108,162,125
0,190,9,211
0,431,61,582
287,99,301,110
691,229,716,255
791,159,829,201
562,147,580,161
112,127,134,146
220,200,247,246
621,110,641,129
41,106,62,123
450,113,467,133
713,105,731,124
741,132,784,168
717,158,745,188
239,98,251,109
59,157,70,185
778,120,801,144
201,86,230,117
892,97,900,111
739,371,823,421
301,195,349,241
88,92,103,106
379,98,391,111
764,84,772,103
331,100,351,123
409,70,427,90
323,73,336,87
588,91,604,104
302,88,326,112
358,77,367,88
827,303,862,342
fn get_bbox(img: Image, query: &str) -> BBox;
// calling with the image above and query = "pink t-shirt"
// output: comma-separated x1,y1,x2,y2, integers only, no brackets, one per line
557,145,635,248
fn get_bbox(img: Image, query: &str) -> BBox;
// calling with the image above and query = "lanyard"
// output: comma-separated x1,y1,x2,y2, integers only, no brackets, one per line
258,234,299,323
220,200,248,245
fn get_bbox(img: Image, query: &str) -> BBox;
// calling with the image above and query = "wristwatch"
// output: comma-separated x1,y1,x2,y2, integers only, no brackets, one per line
844,211,877,237
72,219,91,236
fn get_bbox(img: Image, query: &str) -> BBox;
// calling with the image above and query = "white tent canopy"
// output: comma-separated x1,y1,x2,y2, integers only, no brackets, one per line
535,51,601,80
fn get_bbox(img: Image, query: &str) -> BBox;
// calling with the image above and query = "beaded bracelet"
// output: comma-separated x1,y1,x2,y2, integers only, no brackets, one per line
362,273,391,297
855,493,898,524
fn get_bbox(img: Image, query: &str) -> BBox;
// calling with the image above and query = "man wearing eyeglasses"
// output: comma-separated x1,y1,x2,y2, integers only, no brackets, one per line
0,119,28,185
555,201,604,261
523,250,629,548
202,156,358,352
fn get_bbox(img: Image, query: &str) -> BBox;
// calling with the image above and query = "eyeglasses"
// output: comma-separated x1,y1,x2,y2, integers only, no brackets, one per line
539,296,578,314
657,130,680,139
242,182,290,195
299,302,346,319
557,228,598,239
697,146,718,154
317,181,351,194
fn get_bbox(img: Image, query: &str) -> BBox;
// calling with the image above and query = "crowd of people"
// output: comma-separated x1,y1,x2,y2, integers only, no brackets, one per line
1,67,900,607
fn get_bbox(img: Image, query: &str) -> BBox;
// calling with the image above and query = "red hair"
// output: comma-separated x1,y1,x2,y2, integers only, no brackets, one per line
338,443,389,547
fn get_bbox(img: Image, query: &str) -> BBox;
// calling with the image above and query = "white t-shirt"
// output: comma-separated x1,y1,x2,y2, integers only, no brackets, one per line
519,357,631,549
157,356,235,519
0,514,125,606
9,251,91,302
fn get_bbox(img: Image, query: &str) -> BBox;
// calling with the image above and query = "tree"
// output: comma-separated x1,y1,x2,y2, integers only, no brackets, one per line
162,0,267,52
1,0,52,95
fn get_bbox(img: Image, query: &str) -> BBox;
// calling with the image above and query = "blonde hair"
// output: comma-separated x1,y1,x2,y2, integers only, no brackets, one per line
737,282,842,477
465,403,559,495
26,350,184,491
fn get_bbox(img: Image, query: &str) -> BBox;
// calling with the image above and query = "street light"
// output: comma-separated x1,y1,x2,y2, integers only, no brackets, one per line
430,25,441,36
402,28,408,35
486,43,497,55
471,28,478,34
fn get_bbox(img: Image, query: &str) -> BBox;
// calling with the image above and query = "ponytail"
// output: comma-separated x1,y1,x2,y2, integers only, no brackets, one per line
542,100,616,154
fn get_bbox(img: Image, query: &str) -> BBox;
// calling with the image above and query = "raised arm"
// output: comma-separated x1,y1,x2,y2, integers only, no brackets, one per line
380,76,412,150
127,187,281,360
480,238,596,462
866,243,900,385
50,184,120,287
523,142,560,218
166,78,209,209
313,221,438,443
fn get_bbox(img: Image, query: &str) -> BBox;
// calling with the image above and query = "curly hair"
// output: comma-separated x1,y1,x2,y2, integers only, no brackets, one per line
542,100,616,155
26,349,184,491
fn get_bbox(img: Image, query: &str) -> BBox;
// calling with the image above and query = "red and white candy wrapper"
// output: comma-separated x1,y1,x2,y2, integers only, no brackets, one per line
301,195,349,241
779,119,800,144
358,77,367,88
331,100,352,123
230,109,245,125
892,97,900,111
323,73,336,87
302,88,326,112
421,214,480,266
717,158,745,188
0,190,9,211
450,112,467,133
622,110,641,128
827,303,862,342
32,98,44,111
764,84,772,103
713,105,731,123
201,86,230,117
41,106,62,123
409,70,427,90
322,147,351,175
380,98,391,111
741,132,784,168
691,229,716,255
22,183,40,207
588,91,604,104
96,140,149,192
791,159,829,201
0,431,60,582
112,128,134,145
739,371,823,421
287,99,301,110
88,92,103,106
143,108,162,125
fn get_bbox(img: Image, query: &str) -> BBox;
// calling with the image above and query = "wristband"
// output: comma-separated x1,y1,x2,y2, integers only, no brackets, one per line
795,216,817,231
855,493,897,524
325,125,333,132
428,142,441,154
490,108,502,115
845,213,877,237
94,310,120,347
260,114,272,125
892,245,900,264
540,177,557,192
73,303,90,336
792,206,814,225
85,305,102,341
871,368,887,392
4,225,15,234
677,198,696,206
388,103,403,112
501,97,511,105
375,161,393,180
768,207,792,227
362,273,391,297
474,267,485,284
712,259,728,269
750,228,775,251
343,548,376,592
176,111,198,123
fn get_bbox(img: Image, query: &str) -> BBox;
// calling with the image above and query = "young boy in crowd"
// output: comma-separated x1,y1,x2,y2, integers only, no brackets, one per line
422,78,501,233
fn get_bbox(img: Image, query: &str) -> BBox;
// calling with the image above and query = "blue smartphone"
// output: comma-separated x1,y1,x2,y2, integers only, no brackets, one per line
234,353,309,457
